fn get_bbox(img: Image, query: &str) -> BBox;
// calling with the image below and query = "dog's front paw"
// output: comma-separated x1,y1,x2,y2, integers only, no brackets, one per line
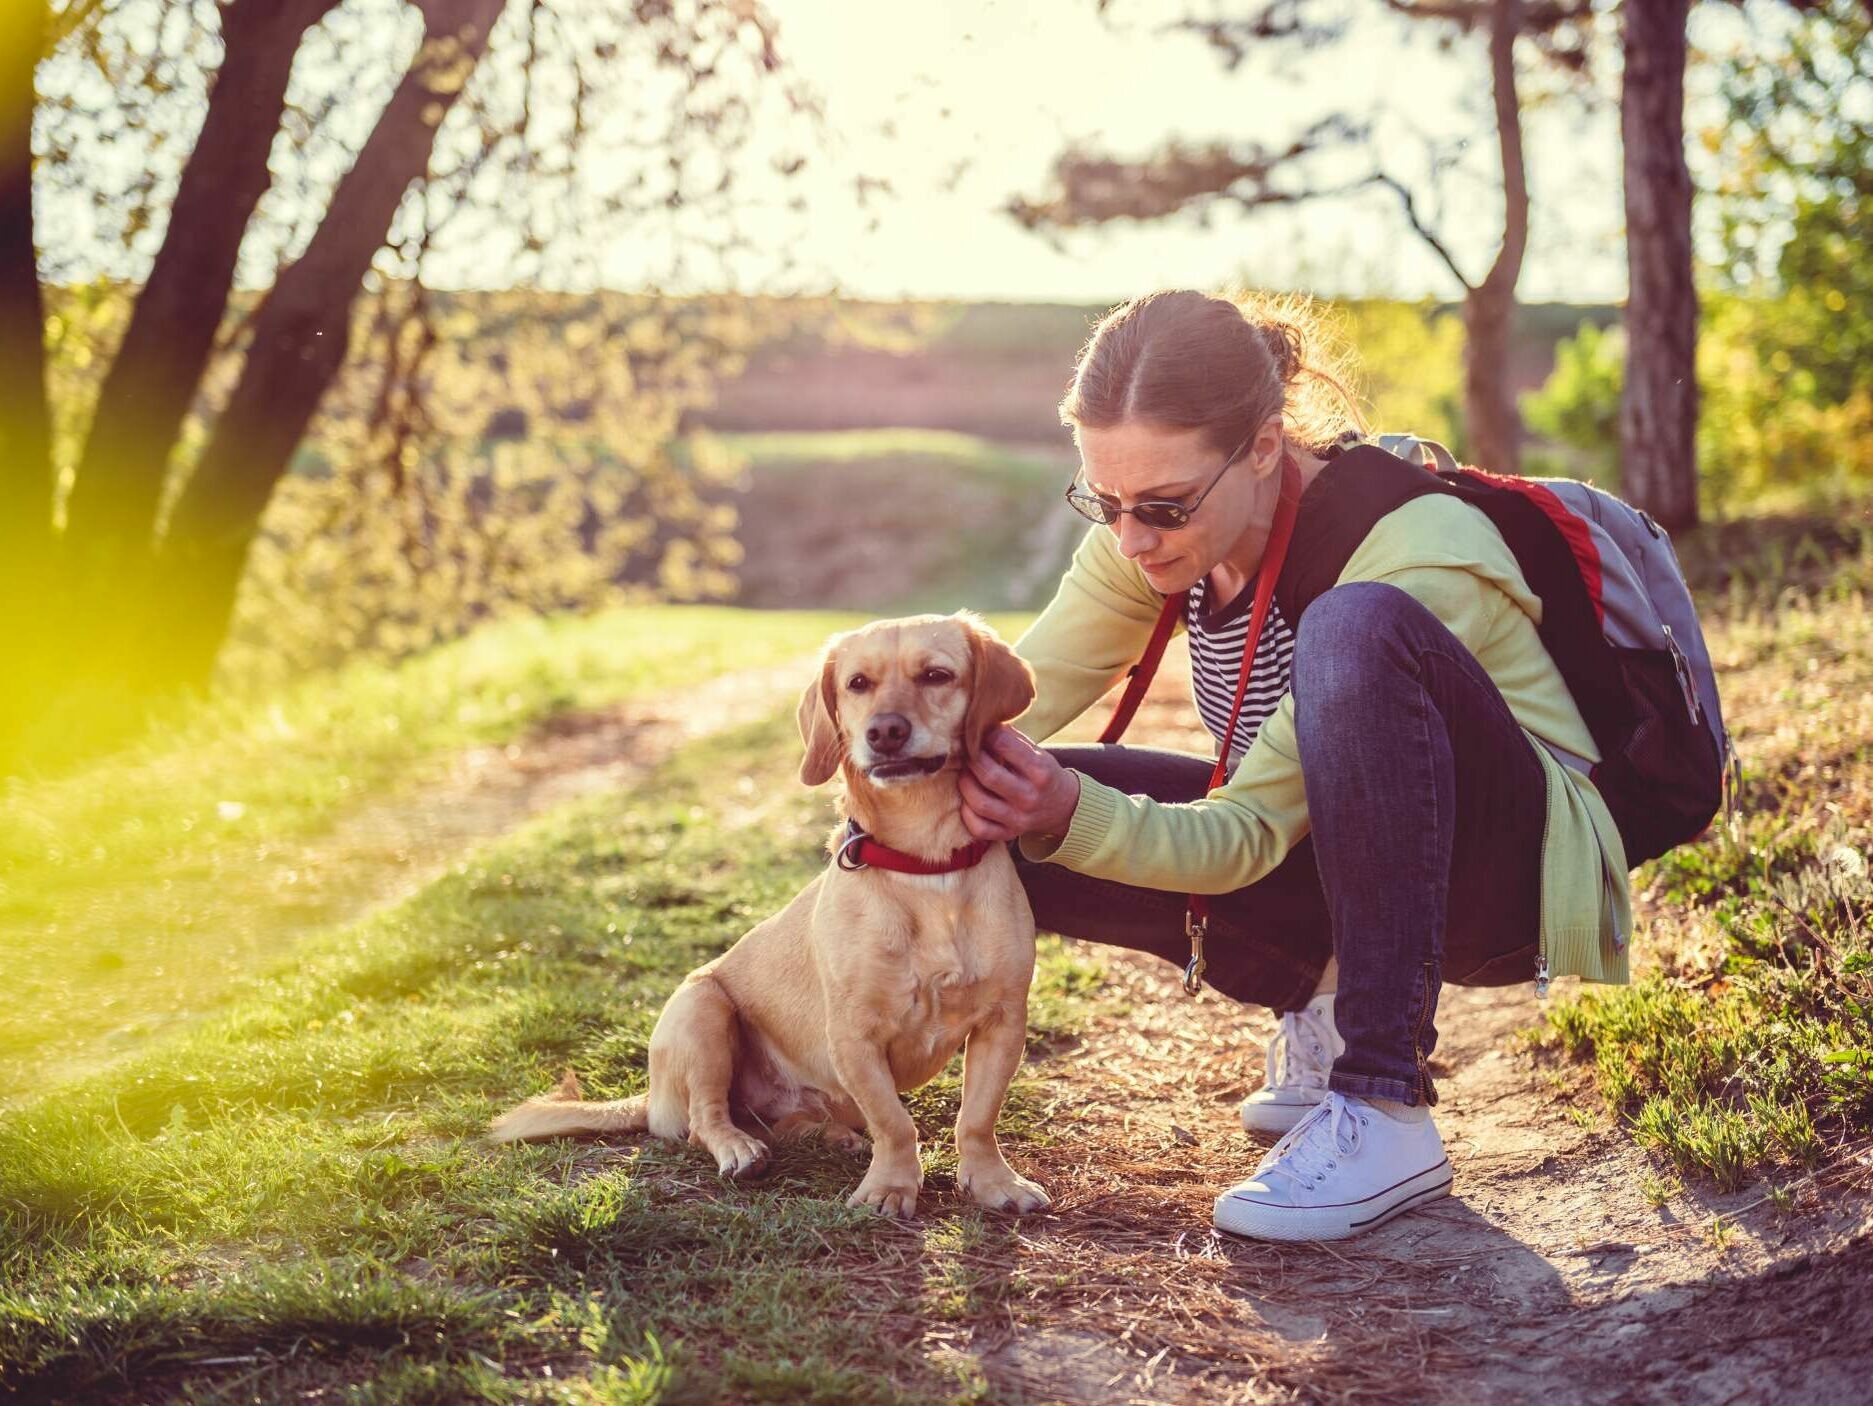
960,1162,1051,1215
848,1163,921,1218
712,1130,771,1180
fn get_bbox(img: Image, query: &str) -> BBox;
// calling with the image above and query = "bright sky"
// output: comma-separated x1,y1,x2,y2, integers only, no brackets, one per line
42,0,1732,308
730,0,1634,305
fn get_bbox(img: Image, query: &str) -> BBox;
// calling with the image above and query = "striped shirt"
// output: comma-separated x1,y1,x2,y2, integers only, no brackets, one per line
1186,574,1295,771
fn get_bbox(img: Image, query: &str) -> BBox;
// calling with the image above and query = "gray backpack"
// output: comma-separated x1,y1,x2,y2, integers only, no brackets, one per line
1372,432,1738,863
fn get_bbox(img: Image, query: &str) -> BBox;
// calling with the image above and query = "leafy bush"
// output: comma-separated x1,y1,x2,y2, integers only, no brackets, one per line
1519,297,1873,512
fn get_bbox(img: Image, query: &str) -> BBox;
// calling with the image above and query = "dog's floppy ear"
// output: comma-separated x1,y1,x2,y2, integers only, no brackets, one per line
797,648,844,786
960,613,1036,759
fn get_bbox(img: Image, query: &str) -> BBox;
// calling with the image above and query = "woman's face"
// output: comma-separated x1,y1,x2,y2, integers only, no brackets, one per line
1074,418,1284,596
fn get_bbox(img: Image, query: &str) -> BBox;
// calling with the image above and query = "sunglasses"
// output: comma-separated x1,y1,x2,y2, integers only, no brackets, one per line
1064,431,1255,531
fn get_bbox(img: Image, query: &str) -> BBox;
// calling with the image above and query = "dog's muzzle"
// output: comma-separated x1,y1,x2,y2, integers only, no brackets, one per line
864,752,948,783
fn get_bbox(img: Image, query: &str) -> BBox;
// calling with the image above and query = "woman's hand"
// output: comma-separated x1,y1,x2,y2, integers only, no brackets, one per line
959,725,1081,843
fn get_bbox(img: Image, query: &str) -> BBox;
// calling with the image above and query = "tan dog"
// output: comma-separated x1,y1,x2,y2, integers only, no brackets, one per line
490,612,1048,1218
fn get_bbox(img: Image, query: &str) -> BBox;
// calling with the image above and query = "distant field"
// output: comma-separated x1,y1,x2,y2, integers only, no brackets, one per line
698,297,1613,444
701,428,1084,615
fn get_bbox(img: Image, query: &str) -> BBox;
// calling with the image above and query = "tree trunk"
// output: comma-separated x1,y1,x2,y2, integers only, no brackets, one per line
154,0,508,689
61,0,339,570
0,0,52,767
1619,0,1698,529
0,0,48,560
1464,0,1530,475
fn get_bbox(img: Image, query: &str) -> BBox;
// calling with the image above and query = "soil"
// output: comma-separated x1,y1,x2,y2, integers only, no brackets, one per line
51,637,1871,1401
961,647,1873,1405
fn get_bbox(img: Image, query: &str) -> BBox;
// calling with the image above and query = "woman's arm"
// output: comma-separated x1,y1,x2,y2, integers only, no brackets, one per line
1012,522,1170,743
971,547,1521,890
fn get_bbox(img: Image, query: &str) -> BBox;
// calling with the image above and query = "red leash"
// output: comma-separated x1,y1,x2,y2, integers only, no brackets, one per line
1098,452,1304,994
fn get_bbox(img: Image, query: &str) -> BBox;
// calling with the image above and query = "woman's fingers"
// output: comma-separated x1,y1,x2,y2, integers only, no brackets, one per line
986,727,1059,790
969,742,1037,806
958,771,1023,841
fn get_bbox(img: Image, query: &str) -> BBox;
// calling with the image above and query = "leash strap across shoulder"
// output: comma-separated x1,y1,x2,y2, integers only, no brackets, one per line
1100,452,1305,995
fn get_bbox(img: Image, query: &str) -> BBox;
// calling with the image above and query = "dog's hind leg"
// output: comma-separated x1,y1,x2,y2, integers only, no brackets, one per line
770,1113,869,1158
651,975,770,1179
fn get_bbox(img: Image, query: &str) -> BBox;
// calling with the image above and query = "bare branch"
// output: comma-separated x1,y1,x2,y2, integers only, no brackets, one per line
1006,115,1365,231
1163,2,1347,69
1369,172,1474,291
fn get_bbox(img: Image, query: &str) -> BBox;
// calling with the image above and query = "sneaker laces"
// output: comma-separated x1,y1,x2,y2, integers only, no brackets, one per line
1264,1001,1334,1092
1258,1093,1364,1194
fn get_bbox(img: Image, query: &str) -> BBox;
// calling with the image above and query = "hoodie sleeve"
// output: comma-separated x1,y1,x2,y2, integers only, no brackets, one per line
1010,522,1173,744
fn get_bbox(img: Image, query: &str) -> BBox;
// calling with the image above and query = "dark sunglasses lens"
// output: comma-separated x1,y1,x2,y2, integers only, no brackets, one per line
1067,490,1116,524
1136,503,1190,530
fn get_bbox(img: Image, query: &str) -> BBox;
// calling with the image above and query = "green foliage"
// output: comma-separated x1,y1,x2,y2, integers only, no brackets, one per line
1541,525,1873,1189
1519,296,1873,511
1712,0,1872,410
1520,321,1624,488
0,687,1087,1402
0,605,859,1095
1338,299,1468,456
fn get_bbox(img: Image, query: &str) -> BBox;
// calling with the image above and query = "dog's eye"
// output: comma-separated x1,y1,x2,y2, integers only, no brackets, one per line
846,674,871,693
919,668,955,686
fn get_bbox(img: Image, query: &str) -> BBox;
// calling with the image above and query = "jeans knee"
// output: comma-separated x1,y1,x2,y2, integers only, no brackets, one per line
1293,581,1429,703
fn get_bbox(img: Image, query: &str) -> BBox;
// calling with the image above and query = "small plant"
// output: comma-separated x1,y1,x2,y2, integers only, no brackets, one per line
1639,1171,1683,1208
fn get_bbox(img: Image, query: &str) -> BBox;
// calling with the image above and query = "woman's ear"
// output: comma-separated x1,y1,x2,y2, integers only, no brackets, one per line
797,653,843,786
1251,413,1286,480
960,614,1036,759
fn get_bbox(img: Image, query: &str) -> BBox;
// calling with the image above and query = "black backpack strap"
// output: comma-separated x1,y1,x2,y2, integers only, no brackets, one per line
1275,447,1448,621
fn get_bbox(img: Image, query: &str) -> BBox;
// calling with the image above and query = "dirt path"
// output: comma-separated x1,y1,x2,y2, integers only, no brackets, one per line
972,647,1873,1405
15,657,816,1097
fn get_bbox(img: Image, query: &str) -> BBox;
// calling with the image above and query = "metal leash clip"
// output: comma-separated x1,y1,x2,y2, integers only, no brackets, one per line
1182,910,1208,996
835,824,869,872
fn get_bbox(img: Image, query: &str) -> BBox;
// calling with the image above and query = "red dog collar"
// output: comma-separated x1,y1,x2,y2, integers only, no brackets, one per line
835,820,994,875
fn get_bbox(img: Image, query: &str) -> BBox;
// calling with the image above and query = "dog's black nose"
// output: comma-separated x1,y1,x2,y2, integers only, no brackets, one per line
866,713,911,755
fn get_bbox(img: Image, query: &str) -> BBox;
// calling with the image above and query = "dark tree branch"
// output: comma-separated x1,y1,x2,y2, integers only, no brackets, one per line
1371,173,1475,291
1478,0,1530,306
62,0,341,565
1005,116,1364,232
156,0,510,687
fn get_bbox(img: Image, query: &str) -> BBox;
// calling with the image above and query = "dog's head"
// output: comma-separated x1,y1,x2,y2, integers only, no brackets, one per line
797,612,1035,788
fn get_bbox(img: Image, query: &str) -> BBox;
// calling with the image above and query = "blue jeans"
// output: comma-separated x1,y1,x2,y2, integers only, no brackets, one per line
1014,582,1546,1106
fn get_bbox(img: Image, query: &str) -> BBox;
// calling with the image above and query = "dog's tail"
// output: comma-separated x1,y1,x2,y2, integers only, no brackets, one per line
488,1070,650,1143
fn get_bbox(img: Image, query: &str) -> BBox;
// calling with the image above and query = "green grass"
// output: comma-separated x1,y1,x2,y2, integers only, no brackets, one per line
0,605,863,1098
1537,504,1873,1189
0,703,1101,1403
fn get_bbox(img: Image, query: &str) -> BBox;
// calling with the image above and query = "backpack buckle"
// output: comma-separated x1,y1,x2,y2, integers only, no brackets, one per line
1662,626,1701,725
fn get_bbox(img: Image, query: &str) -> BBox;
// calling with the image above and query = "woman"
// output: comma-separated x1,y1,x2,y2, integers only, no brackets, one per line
958,288,1631,1243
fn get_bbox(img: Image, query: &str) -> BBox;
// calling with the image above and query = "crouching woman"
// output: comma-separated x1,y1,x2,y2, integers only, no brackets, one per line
959,289,1640,1243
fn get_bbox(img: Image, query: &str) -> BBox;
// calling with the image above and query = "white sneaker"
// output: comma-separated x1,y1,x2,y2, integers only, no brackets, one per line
1239,993,1342,1136
1212,1093,1452,1242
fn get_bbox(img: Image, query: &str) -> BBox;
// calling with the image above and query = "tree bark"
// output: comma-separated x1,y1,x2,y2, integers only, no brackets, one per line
155,0,508,689
60,0,340,570
1463,0,1530,475
0,0,53,768
1619,0,1698,529
0,0,49,563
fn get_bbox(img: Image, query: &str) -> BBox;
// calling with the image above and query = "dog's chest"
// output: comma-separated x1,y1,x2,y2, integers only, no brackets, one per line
883,908,997,1071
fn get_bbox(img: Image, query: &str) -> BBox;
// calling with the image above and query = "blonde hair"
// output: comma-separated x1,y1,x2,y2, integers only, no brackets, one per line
1060,288,1368,455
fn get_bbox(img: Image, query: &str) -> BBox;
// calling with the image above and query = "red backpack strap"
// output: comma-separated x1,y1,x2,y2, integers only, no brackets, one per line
1098,591,1185,744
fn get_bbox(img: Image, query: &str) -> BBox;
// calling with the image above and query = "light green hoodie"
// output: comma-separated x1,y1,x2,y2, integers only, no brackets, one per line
1012,494,1632,986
